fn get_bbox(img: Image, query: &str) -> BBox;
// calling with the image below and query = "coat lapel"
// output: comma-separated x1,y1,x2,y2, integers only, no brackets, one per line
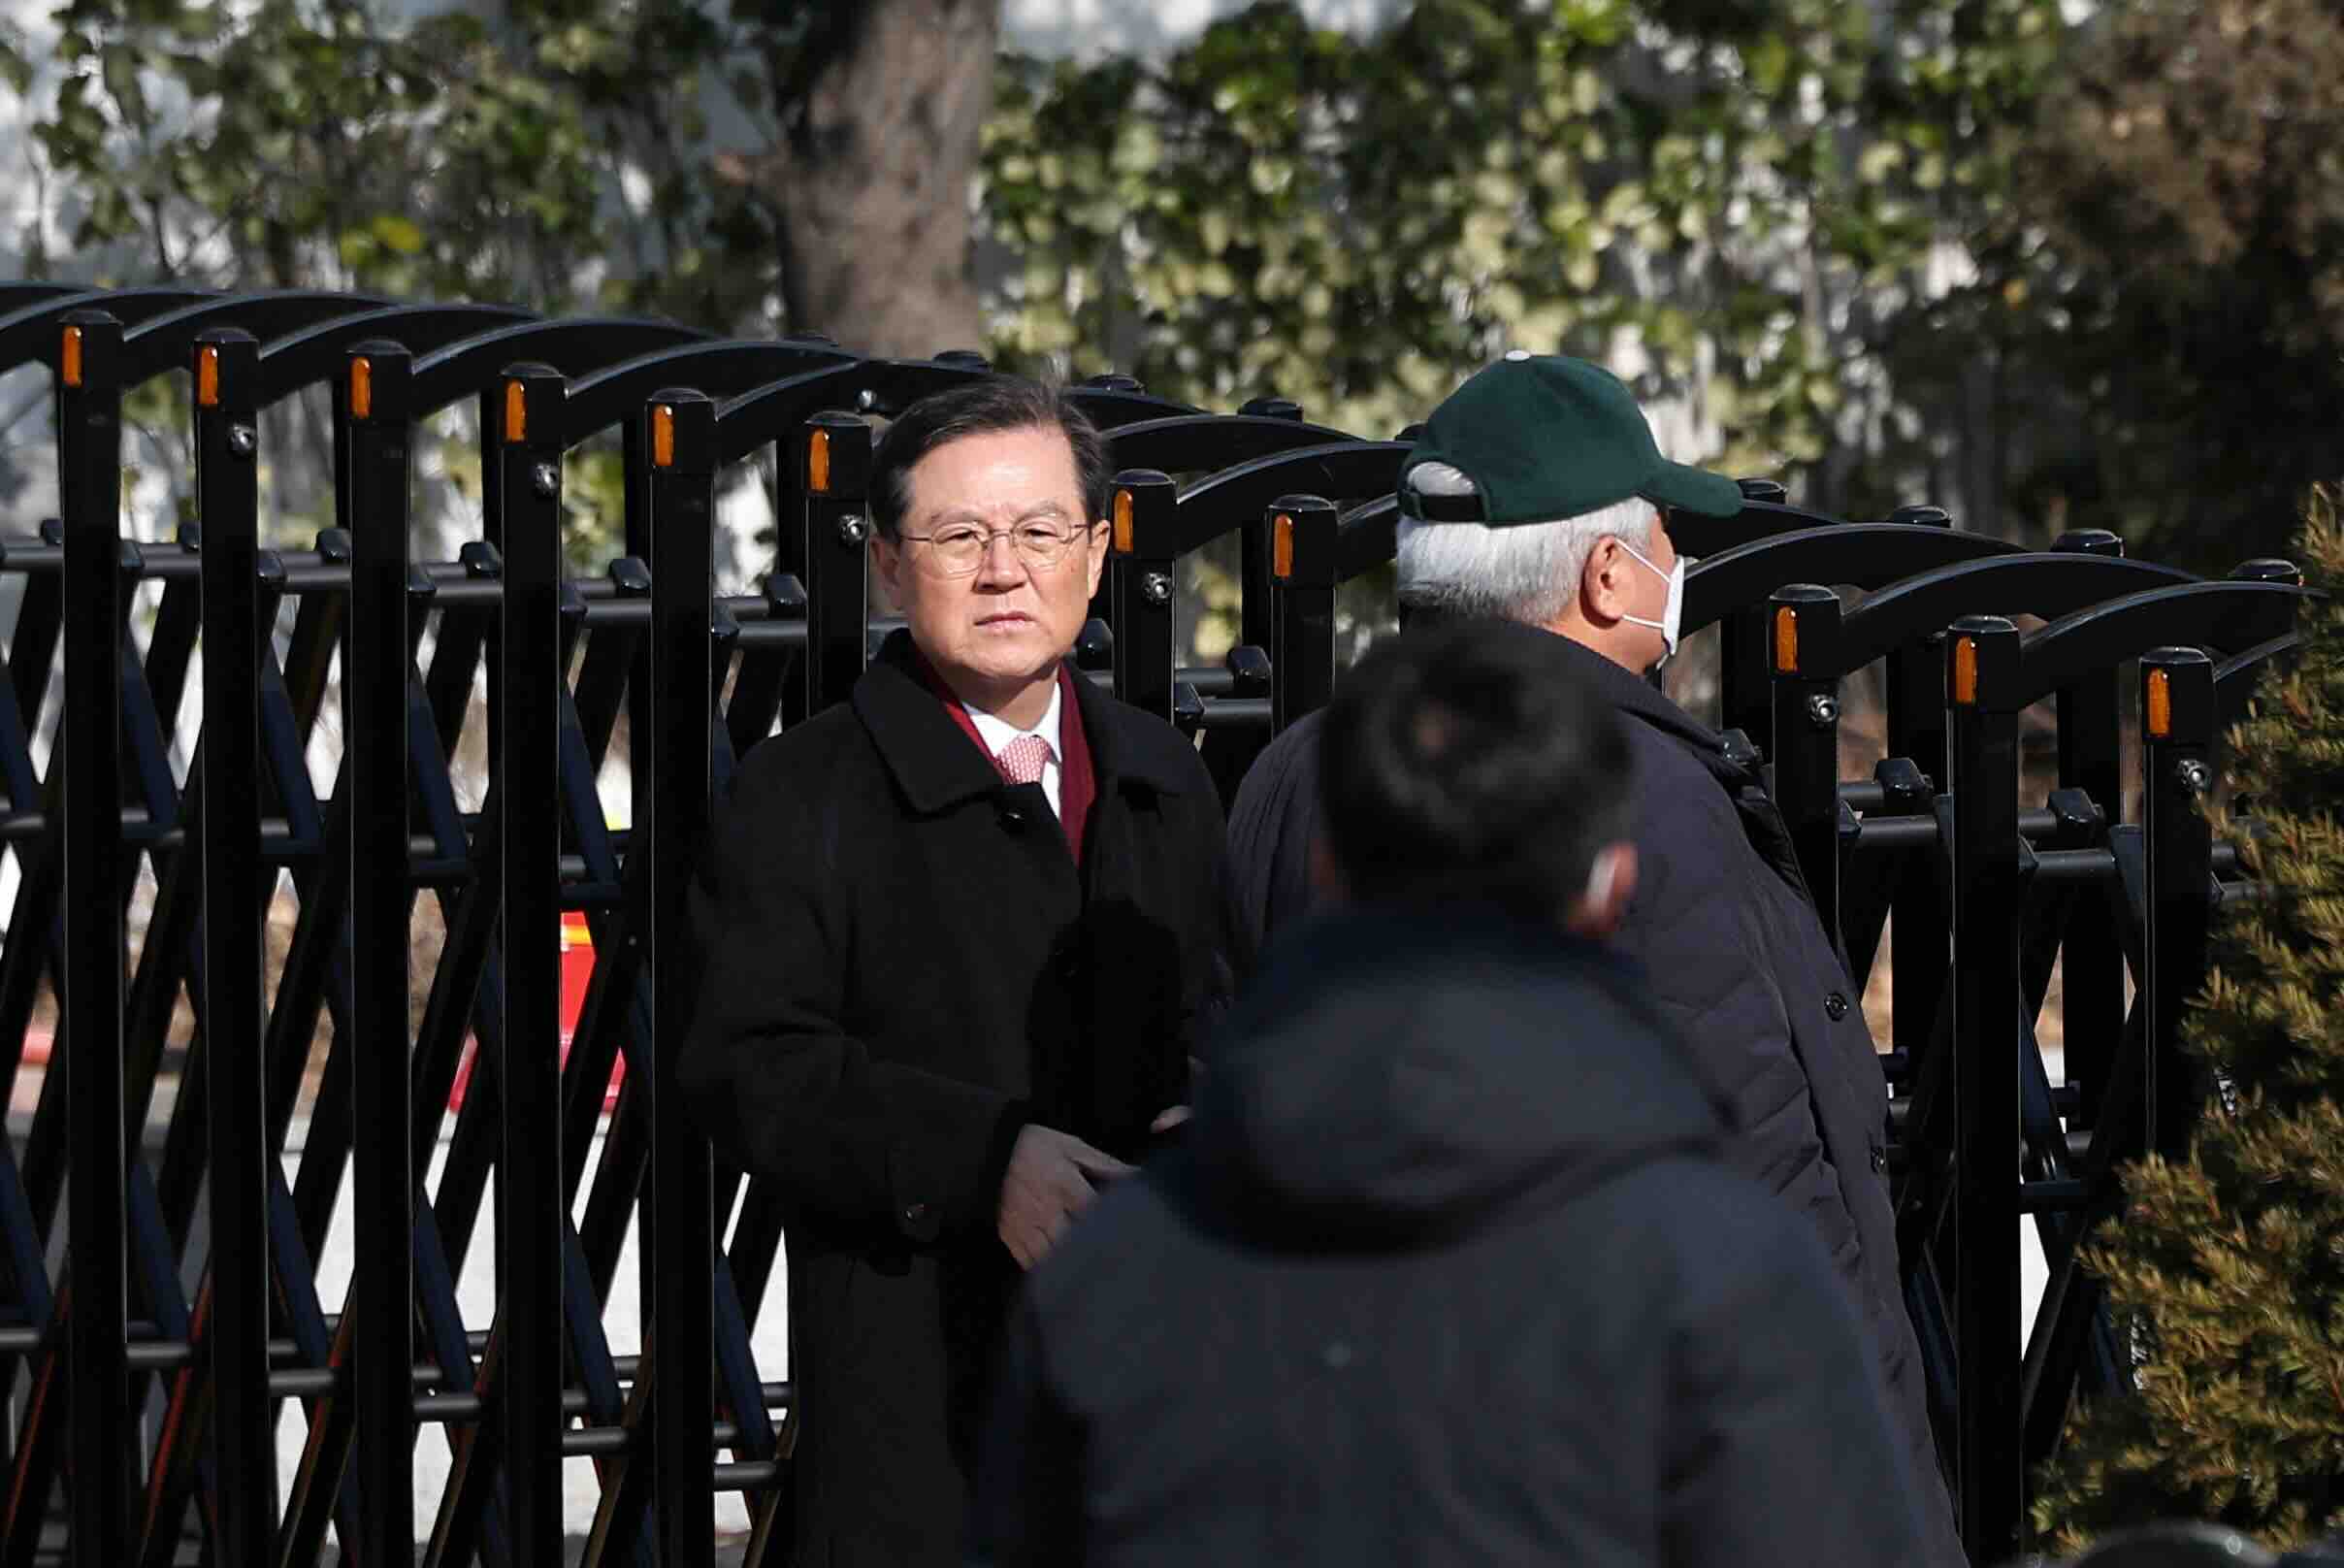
854,625,1198,818
1065,663,1197,804
853,631,1010,816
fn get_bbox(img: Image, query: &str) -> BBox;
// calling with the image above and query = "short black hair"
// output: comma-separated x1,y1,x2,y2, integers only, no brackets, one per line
868,376,1113,540
1318,618,1633,921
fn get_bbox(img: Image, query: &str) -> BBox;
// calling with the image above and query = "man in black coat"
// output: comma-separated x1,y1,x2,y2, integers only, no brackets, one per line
679,378,1224,1567
1220,354,1963,1564
971,618,1930,1566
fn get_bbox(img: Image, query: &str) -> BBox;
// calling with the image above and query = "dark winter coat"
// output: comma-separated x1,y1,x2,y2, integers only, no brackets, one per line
1219,636,1962,1563
968,907,1931,1567
678,630,1225,1568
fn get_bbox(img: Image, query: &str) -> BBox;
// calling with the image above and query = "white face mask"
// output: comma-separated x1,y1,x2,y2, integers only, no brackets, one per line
1584,843,1628,911
1615,537,1688,661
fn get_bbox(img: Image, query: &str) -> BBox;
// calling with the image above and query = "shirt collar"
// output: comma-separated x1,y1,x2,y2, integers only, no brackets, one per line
963,675,1062,761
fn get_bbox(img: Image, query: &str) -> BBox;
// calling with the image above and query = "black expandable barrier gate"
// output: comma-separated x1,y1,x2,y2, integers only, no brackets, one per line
0,285,2312,1565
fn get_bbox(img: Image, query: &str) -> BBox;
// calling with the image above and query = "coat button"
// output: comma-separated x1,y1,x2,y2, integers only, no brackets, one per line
1870,1147,1887,1174
902,1201,929,1225
1824,991,1850,1021
999,803,1026,828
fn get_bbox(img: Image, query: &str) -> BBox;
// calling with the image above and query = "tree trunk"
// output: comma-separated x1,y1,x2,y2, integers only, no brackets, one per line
766,0,999,359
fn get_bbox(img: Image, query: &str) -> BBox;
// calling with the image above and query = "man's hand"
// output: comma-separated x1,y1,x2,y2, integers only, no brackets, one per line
997,1125,1132,1269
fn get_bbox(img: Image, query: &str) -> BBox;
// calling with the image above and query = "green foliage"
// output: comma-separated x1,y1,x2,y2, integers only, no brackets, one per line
23,0,799,326
979,0,2065,474
16,0,2338,571
2033,489,2344,1550
1980,0,2344,570
16,0,838,557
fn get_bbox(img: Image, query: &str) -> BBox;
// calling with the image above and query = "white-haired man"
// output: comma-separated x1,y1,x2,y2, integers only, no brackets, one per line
1221,353,1963,1565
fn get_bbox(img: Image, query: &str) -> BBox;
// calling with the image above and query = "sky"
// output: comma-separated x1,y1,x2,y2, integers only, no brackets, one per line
1003,0,1406,56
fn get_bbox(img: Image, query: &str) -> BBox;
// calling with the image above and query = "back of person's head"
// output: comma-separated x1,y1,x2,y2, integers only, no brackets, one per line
1317,617,1634,931
1394,489,1657,624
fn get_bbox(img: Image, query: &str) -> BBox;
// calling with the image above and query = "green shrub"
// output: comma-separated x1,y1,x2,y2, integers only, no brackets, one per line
2034,489,2344,1552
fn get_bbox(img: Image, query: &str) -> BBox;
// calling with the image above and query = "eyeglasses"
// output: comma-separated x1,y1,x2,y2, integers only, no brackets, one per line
895,520,1097,578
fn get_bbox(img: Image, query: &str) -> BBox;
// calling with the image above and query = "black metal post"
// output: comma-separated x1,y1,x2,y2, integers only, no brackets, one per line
2231,558,2302,589
801,411,872,715
498,362,569,1560
1236,394,1307,659
1717,605,1773,751
1887,631,1951,1064
1224,396,1300,653
1945,613,2024,1560
1109,470,1178,722
58,308,133,1565
2052,530,2126,1128
1768,584,1843,951
2139,647,2215,1160
194,325,274,1564
766,412,812,735
623,412,655,843
345,339,418,1557
1241,522,1274,661
480,388,505,784
1268,495,1337,734
1886,504,1951,527
646,389,721,1565
1711,482,1792,744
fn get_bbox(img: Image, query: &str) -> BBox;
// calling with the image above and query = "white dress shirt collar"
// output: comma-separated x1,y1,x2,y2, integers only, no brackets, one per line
964,678,1063,816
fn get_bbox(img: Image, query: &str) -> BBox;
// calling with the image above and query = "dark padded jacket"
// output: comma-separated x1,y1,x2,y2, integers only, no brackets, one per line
1219,637,1961,1564
969,908,1930,1567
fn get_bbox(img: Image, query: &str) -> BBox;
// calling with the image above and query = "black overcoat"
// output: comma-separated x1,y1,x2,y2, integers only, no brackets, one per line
678,630,1225,1568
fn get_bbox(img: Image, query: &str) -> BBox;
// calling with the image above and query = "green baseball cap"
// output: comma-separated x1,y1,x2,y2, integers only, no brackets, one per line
1399,353,1743,525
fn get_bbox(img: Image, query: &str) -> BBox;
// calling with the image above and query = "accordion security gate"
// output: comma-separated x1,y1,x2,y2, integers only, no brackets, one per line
0,283,2311,1565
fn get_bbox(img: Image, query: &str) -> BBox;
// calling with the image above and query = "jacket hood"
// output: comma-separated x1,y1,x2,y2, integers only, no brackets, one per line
1190,905,1732,1246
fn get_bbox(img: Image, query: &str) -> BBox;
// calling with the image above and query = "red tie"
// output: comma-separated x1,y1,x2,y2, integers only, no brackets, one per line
995,734,1054,786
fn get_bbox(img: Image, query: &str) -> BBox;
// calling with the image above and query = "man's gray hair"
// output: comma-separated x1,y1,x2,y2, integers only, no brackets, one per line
1395,470,1660,625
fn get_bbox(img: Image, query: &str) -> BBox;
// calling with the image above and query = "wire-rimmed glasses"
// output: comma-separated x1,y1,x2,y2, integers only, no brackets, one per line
896,520,1098,578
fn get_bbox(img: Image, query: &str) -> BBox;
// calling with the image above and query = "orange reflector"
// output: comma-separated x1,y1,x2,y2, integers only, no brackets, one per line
503,379,528,442
349,356,373,421
1952,637,1979,705
1273,513,1295,579
807,427,831,495
652,405,675,469
196,345,220,408
2145,667,2171,738
1773,604,1799,674
60,326,82,388
1113,489,1134,554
